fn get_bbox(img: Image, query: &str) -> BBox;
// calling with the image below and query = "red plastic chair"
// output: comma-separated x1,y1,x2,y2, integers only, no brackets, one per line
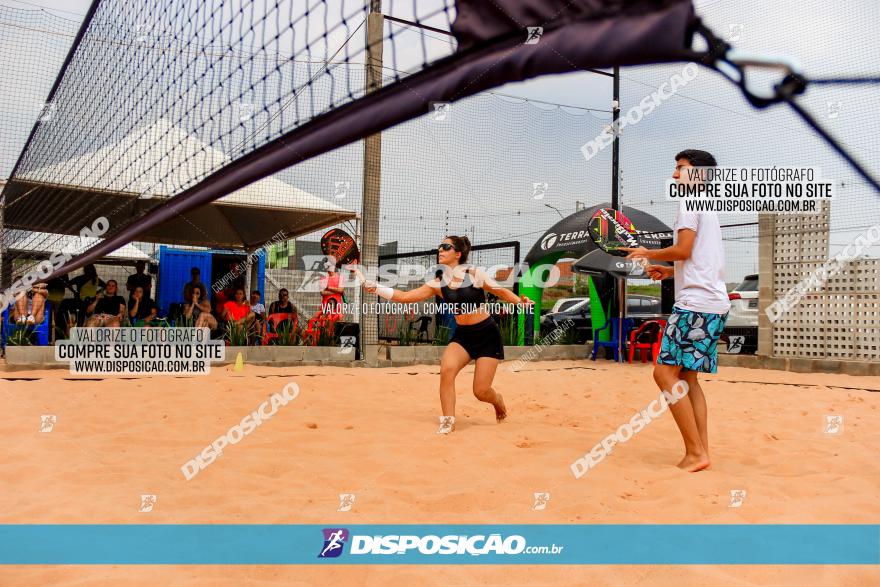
628,319,666,363
651,319,668,360
303,311,342,346
261,312,298,346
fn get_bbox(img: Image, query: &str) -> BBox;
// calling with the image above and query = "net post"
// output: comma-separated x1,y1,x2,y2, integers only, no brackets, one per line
361,0,384,366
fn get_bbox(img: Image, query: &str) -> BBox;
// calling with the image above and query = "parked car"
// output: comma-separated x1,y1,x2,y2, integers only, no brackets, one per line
548,297,589,315
541,297,590,342
724,273,758,354
541,295,663,343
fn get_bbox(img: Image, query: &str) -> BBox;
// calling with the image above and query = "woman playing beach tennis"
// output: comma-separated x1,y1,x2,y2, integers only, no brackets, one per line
359,236,533,434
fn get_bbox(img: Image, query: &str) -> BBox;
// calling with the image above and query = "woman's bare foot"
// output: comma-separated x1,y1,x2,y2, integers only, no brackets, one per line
437,416,455,434
494,393,507,423
677,453,710,472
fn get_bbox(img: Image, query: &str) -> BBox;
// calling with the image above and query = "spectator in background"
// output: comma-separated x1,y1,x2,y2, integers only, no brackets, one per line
86,279,126,327
183,284,217,329
214,282,235,316
71,264,105,305
11,276,48,325
128,285,157,325
46,273,71,307
183,267,207,304
250,290,266,321
126,261,152,300
223,287,255,326
69,264,105,325
47,273,74,335
320,258,344,318
268,288,296,316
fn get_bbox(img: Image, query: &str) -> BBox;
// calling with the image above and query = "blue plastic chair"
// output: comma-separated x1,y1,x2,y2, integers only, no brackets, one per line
2,302,51,347
591,316,634,361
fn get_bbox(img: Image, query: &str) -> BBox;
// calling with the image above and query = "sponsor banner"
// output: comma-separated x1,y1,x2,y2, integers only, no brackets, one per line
0,525,876,564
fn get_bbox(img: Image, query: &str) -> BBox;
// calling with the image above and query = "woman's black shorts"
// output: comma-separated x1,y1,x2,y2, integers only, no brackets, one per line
449,317,504,360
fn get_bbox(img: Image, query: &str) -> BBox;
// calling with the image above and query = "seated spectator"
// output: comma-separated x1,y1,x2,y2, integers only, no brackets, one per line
223,287,255,326
126,261,153,299
268,288,297,316
67,264,105,325
46,274,70,307
52,274,80,336
71,264,105,305
182,284,217,330
46,273,72,336
85,280,126,327
128,286,158,325
250,290,266,321
11,276,48,325
214,283,234,316
183,267,208,304
320,259,344,318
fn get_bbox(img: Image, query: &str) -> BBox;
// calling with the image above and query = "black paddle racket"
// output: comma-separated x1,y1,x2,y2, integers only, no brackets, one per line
320,228,360,265
588,208,671,254
588,208,672,275
588,208,640,257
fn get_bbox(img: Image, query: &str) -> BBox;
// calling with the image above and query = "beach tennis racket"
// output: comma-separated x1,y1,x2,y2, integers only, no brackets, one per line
588,208,673,275
320,228,360,265
588,208,640,257
588,208,671,256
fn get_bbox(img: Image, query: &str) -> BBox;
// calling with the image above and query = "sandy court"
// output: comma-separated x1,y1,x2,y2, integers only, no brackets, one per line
1,358,878,585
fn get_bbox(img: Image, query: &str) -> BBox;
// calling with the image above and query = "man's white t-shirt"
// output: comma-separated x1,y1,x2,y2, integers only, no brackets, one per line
672,202,731,315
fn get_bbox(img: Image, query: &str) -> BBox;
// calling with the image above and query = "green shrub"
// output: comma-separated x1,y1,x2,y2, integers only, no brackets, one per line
396,318,414,346
225,320,254,346
7,325,34,346
434,324,451,346
499,314,519,346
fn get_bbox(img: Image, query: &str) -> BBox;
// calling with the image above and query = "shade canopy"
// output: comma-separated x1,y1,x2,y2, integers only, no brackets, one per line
4,119,356,250
525,202,672,264
6,230,152,263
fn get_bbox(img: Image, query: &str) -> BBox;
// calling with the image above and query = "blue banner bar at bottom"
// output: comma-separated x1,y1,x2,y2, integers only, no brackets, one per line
0,525,877,564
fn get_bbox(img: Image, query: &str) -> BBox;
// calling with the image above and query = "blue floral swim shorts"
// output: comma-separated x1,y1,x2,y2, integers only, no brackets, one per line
657,306,728,373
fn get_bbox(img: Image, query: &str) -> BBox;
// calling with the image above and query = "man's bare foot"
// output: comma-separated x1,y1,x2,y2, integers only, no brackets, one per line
494,393,508,422
677,453,710,472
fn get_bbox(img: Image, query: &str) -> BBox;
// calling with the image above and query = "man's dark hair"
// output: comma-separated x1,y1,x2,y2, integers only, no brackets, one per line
191,267,200,274
279,288,289,295
106,279,117,287
675,149,717,167
251,290,260,297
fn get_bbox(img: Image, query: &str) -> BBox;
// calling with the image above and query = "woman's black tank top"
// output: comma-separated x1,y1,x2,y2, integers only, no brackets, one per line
440,268,486,309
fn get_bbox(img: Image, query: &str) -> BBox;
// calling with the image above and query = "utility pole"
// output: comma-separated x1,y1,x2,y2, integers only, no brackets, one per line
361,0,383,366
611,66,620,209
611,66,625,363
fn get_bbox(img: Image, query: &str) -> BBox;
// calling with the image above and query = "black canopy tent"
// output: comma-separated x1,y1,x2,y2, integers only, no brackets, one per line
524,203,672,264
522,203,673,357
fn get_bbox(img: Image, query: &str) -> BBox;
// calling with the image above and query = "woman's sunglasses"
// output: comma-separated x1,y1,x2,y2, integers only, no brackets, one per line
438,243,455,251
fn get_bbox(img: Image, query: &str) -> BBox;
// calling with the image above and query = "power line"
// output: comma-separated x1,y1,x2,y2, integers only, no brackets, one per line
1,0,85,19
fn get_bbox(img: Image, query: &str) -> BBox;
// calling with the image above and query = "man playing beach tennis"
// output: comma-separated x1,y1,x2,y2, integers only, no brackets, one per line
621,149,730,472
